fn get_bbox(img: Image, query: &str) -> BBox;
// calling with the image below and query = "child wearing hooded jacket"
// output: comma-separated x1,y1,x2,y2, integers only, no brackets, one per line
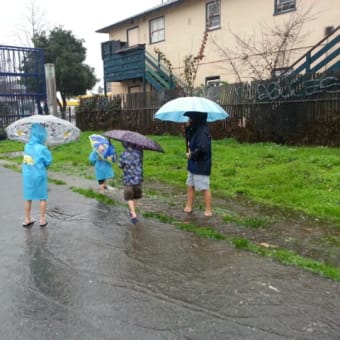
89,143,116,193
183,112,213,217
22,123,52,227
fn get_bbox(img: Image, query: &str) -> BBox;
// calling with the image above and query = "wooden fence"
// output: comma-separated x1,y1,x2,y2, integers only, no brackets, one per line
76,72,340,146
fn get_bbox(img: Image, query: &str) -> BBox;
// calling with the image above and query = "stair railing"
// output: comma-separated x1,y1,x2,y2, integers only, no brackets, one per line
280,25,340,78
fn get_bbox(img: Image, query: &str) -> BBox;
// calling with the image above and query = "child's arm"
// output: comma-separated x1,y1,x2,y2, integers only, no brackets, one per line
89,150,98,165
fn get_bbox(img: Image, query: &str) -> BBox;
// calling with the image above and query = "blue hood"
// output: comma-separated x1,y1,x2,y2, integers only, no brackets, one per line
29,123,47,144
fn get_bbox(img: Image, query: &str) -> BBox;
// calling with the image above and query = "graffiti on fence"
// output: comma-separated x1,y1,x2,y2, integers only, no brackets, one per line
257,76,340,101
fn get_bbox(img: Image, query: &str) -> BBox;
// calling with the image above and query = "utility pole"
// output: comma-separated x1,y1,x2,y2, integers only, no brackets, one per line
44,63,58,115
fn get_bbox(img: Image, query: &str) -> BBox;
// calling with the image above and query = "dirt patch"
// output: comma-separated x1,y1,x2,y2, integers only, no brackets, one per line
142,180,340,267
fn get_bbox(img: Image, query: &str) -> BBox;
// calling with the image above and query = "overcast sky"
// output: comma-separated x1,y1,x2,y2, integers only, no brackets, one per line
0,0,161,90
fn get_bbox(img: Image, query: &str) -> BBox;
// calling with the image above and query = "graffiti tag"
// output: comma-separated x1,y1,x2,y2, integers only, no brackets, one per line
257,76,340,101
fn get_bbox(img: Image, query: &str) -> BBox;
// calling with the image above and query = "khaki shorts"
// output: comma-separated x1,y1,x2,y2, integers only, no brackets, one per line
123,184,142,200
186,172,210,191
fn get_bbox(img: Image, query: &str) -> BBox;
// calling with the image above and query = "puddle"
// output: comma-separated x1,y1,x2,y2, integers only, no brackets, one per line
0,165,339,339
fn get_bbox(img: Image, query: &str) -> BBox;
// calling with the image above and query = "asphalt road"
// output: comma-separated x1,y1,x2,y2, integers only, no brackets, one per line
0,166,339,340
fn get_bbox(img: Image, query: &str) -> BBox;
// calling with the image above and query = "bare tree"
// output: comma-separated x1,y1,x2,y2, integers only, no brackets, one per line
155,30,208,95
211,2,316,81
16,0,48,47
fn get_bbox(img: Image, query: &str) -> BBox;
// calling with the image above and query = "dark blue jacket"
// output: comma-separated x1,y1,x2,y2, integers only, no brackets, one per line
187,123,212,176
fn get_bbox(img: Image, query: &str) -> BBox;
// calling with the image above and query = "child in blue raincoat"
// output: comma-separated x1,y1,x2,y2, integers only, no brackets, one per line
22,123,52,227
89,142,116,192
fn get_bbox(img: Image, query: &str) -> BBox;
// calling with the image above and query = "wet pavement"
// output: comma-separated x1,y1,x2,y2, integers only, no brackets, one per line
0,165,339,340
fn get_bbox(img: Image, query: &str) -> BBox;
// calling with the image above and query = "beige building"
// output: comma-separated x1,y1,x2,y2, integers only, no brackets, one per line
96,0,340,94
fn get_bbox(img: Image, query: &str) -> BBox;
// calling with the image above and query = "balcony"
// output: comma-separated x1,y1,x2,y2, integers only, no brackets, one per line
102,41,146,82
101,40,180,91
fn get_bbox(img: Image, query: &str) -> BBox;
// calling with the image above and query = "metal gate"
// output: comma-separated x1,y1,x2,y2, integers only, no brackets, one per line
0,45,47,139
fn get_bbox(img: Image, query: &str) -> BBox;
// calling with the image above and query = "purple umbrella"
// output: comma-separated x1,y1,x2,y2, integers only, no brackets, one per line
104,130,164,153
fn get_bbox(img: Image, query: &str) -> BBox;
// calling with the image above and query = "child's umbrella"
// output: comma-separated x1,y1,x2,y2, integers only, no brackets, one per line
5,114,80,146
104,130,164,153
89,134,116,163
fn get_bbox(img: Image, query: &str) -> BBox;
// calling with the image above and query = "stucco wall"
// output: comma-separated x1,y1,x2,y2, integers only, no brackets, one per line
103,0,339,91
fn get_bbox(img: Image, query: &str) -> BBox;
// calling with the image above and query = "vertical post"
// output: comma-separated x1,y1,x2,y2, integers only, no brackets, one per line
44,63,58,115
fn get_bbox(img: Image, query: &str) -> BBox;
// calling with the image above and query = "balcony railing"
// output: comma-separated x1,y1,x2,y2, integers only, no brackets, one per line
101,40,179,91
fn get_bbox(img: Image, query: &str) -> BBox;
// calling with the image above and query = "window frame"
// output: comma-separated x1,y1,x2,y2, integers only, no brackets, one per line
127,26,139,47
205,76,221,87
274,0,296,15
206,0,221,31
149,16,165,44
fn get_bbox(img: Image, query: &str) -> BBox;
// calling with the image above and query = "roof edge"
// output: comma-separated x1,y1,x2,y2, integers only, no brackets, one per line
96,0,182,34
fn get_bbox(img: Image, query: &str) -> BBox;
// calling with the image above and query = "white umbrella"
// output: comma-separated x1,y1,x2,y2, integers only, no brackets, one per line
5,115,80,146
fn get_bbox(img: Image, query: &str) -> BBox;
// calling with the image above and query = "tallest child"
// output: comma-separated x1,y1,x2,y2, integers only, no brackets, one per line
22,123,52,227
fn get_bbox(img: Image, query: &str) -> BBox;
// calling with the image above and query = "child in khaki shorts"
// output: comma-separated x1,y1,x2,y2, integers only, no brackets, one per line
118,142,143,224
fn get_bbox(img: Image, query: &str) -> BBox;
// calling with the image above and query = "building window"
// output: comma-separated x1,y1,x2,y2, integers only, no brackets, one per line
206,0,221,31
205,76,220,86
324,26,335,36
150,17,165,44
274,0,296,15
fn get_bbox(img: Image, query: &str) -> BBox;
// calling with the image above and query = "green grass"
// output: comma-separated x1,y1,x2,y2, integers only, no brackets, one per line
223,213,273,228
1,132,340,279
71,187,118,206
1,132,340,225
143,211,340,281
232,237,340,281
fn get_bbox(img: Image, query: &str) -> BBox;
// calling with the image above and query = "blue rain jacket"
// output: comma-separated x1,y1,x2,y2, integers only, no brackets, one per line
22,123,52,200
89,150,114,181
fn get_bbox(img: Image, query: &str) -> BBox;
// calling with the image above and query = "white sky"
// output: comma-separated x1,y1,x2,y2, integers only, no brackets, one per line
0,0,161,91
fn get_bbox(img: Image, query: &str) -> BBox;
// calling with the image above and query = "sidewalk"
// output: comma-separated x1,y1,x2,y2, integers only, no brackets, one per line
0,164,339,339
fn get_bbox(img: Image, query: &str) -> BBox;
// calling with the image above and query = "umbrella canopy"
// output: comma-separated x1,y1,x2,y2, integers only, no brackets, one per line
89,134,115,163
154,96,229,123
104,130,164,153
5,115,80,146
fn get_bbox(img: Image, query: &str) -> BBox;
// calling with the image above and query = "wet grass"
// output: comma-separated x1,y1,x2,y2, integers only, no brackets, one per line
234,238,340,280
144,136,340,227
70,187,118,205
222,213,273,228
2,163,20,172
2,132,340,227
1,132,340,279
50,178,66,185
0,139,23,154
143,211,340,281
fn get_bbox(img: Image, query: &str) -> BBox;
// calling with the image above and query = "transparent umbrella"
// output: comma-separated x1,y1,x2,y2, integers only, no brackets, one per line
5,115,80,146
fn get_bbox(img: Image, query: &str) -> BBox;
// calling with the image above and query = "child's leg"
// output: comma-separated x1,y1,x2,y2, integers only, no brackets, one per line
24,200,33,223
184,185,195,213
98,179,106,192
40,200,47,225
203,189,212,216
128,199,137,218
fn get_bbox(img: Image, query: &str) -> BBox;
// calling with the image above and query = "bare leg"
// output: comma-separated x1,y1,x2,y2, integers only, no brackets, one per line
99,182,106,192
24,200,33,224
40,200,47,225
203,189,212,216
128,199,137,218
184,185,195,213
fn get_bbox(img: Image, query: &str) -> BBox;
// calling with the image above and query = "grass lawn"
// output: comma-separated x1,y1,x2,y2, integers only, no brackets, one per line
1,131,340,280
1,131,340,226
